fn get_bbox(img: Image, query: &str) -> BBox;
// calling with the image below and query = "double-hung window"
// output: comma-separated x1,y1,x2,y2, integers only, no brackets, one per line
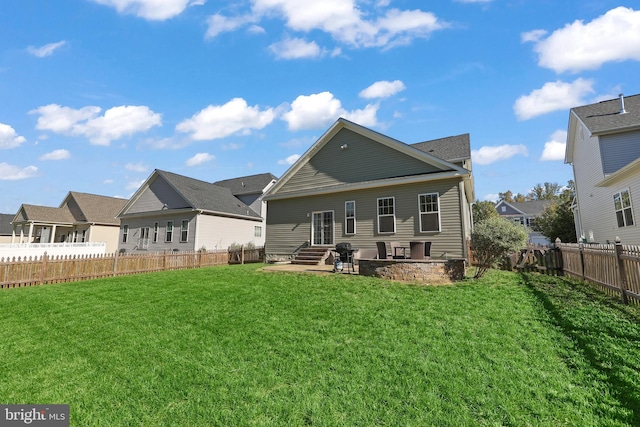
254,226,262,237
419,193,440,232
345,201,356,235
122,225,129,243
166,221,174,242
614,190,634,227
377,197,395,233
153,222,159,243
180,220,189,242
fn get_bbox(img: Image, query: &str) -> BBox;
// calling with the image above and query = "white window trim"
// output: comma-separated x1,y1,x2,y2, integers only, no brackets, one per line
180,219,189,243
254,226,262,237
418,193,441,233
614,189,635,228
166,220,174,243
377,197,396,234
122,225,129,243
153,222,159,243
345,200,356,235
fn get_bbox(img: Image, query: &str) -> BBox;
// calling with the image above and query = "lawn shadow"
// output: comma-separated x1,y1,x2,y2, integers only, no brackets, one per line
520,272,640,425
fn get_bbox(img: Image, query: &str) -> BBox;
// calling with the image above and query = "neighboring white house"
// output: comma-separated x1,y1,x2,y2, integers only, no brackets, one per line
495,200,553,245
565,93,640,244
4,192,127,259
116,170,274,252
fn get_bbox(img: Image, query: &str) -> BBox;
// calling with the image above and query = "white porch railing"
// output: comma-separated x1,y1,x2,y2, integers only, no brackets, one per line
0,242,107,260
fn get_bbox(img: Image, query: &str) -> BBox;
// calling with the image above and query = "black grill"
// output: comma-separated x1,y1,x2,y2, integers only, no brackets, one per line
335,242,352,262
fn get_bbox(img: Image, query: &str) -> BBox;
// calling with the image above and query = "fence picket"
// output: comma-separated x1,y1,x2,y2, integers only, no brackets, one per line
1,247,264,289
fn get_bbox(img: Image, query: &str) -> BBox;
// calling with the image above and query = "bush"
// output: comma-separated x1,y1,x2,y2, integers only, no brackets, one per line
471,217,528,279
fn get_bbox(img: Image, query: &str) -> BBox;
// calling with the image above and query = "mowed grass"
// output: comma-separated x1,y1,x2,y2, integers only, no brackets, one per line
1,265,640,426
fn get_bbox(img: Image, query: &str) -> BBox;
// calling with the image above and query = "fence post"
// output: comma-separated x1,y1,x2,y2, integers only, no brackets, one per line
579,242,585,281
113,250,119,277
39,252,48,286
614,237,629,305
241,245,245,265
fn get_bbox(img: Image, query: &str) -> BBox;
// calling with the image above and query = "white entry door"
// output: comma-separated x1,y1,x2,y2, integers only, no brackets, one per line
312,211,334,246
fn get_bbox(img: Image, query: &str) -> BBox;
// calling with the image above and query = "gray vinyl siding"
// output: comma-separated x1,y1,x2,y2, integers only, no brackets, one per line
127,177,190,214
600,130,640,174
572,125,618,243
266,178,466,258
277,128,444,194
496,204,521,216
118,212,198,252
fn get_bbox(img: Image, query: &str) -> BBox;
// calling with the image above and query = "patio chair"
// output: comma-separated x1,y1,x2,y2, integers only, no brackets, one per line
376,241,388,259
390,241,407,259
410,241,432,259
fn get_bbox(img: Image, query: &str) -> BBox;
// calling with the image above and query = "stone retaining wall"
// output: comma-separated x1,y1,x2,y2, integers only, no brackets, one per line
358,259,466,283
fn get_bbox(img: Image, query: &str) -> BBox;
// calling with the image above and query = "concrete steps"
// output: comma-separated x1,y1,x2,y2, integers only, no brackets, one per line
291,247,331,265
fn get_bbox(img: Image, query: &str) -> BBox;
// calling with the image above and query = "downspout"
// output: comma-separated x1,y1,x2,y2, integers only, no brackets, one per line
459,180,470,261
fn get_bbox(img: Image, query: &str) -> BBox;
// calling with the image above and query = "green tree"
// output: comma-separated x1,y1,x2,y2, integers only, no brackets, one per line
528,182,562,200
471,216,528,279
534,199,577,243
472,200,499,226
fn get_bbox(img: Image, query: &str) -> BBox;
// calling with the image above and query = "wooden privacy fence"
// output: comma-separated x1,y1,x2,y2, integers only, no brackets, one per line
512,238,640,305
1,246,264,289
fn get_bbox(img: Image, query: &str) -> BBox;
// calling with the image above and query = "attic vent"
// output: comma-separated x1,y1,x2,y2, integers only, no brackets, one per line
619,93,627,114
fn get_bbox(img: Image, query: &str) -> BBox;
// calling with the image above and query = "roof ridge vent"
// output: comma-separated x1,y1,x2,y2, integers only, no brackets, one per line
619,93,627,114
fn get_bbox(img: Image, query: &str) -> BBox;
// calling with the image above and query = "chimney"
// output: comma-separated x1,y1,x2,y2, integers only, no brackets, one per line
619,93,627,114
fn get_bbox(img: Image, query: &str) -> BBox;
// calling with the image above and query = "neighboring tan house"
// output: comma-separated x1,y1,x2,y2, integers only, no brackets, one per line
0,214,13,244
10,192,127,253
565,93,640,244
116,169,266,252
262,118,475,262
495,200,553,245
213,172,277,241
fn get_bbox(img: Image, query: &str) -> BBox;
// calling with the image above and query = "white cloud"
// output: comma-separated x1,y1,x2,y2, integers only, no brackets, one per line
176,98,275,141
126,179,146,190
0,163,38,180
30,104,162,145
513,78,594,121
27,41,67,58
471,144,528,165
0,123,26,149
186,152,215,166
520,29,547,43
282,91,378,130
482,193,499,202
359,80,406,99
91,0,201,20
211,1,448,50
104,179,114,184
269,37,322,59
278,154,301,165
526,7,640,73
125,162,148,172
205,13,257,39
540,130,567,161
39,149,70,161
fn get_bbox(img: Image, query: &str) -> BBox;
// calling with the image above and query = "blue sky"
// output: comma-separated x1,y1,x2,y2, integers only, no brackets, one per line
1,0,639,213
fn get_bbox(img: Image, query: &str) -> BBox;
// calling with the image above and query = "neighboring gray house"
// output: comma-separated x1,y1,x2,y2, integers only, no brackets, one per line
10,192,127,253
214,172,277,238
0,214,13,244
495,200,553,245
263,118,475,262
116,170,266,252
565,93,640,244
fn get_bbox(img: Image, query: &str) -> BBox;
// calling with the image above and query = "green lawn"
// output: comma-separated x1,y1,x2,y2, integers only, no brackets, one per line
1,265,639,426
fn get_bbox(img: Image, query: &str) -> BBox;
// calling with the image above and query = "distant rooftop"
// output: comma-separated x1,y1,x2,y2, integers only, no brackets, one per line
410,134,471,163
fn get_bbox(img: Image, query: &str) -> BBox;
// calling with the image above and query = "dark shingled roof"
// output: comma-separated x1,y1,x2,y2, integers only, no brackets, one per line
18,205,76,223
501,200,554,216
571,94,640,135
156,170,261,219
213,173,277,196
63,192,127,224
410,133,471,162
0,214,13,235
